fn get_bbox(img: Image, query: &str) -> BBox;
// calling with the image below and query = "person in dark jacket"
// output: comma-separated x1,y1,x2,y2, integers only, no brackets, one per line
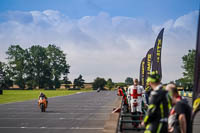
169,86,192,133
142,72,170,133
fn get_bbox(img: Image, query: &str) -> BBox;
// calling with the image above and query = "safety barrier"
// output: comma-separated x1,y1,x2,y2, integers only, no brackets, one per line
118,99,146,132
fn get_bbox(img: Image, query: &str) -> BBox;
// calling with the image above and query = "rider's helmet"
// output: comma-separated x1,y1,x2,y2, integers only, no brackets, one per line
147,71,161,83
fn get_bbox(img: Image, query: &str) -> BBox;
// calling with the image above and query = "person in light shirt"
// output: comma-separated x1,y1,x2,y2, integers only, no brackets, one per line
127,78,144,127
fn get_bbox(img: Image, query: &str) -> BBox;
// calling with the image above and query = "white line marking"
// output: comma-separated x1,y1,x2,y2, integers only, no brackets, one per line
0,118,108,120
3,106,114,109
1,107,111,109
40,127,47,129
0,127,104,130
0,108,113,113
76,92,83,94
0,112,109,115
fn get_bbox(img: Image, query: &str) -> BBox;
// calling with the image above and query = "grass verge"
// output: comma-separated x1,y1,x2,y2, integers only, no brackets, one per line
0,89,92,104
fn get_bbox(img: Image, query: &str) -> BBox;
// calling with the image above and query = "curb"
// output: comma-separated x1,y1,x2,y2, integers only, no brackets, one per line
103,96,123,133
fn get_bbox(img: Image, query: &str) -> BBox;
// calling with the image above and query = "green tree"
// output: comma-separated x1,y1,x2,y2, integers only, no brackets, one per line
0,62,5,89
125,77,133,85
63,67,71,85
63,70,72,88
46,44,70,88
6,44,70,89
0,62,13,89
27,45,50,88
73,75,85,88
92,77,107,90
6,45,27,89
106,78,114,90
26,45,70,89
182,49,195,84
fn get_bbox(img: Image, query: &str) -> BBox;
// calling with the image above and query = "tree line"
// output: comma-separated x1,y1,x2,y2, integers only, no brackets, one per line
0,44,70,89
173,49,195,91
73,75,115,90
73,75,132,90
2,44,180,90
92,77,134,90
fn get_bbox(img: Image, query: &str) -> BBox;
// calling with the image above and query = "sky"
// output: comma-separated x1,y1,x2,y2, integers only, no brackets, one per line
0,0,199,83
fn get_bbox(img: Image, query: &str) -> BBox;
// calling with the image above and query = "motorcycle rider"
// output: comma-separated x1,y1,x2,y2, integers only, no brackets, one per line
142,71,170,133
39,92,48,107
128,78,145,127
97,87,101,92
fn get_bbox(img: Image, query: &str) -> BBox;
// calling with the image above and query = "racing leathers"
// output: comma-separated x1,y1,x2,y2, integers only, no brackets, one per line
128,85,145,113
39,93,48,107
143,85,170,133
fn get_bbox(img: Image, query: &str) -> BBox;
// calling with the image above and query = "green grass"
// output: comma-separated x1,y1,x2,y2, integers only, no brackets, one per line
0,89,92,104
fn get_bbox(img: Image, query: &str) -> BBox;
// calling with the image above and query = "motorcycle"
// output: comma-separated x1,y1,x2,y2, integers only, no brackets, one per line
38,97,47,112
97,88,101,92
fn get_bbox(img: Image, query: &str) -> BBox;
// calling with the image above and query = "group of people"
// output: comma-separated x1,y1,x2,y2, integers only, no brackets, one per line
118,72,192,133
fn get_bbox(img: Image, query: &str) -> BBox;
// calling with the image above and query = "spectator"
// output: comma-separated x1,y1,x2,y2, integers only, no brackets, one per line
169,85,192,133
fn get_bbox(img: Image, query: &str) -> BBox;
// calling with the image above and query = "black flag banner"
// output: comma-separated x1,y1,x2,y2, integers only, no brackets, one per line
192,10,200,128
139,57,146,87
152,28,164,79
144,48,154,89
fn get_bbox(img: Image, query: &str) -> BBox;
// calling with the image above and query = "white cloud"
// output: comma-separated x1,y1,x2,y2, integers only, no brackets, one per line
0,10,198,83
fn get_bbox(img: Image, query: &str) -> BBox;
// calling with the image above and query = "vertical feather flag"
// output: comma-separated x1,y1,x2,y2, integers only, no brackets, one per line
152,28,164,79
139,57,146,87
144,48,154,88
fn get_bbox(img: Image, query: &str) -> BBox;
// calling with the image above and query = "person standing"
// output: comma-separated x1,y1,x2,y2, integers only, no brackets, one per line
166,84,180,133
128,78,144,127
142,72,169,133
168,84,192,133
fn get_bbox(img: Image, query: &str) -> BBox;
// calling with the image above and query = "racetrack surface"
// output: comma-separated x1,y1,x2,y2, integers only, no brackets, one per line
0,91,117,133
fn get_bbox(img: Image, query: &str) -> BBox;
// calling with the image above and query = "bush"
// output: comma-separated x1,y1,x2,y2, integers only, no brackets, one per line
92,77,106,90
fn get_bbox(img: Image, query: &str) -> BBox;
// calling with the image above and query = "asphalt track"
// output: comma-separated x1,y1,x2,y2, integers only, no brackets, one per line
0,91,118,133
